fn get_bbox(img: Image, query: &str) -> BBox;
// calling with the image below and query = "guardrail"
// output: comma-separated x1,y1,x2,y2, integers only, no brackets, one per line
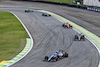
87,6,100,12
33,1,87,9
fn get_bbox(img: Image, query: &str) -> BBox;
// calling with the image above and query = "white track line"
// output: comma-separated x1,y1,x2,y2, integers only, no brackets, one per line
52,12,100,67
8,10,100,67
6,12,34,67
38,10,100,67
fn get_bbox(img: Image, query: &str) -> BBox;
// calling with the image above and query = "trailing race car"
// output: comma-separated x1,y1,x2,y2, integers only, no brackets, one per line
25,9,33,12
42,13,51,17
62,23,72,28
74,33,85,41
42,50,68,62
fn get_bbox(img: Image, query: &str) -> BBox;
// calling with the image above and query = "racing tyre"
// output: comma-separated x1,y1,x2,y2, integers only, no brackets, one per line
55,58,58,61
64,52,68,57
62,24,66,27
81,35,85,41
62,24,64,27
49,15,51,16
70,26,73,28
45,56,49,60
74,35,78,41
42,14,44,16
25,10,27,12
54,57,58,61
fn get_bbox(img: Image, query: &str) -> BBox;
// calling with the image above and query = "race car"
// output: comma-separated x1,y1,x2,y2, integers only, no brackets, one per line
25,9,33,12
62,23,72,28
42,13,51,17
42,50,68,62
74,33,85,41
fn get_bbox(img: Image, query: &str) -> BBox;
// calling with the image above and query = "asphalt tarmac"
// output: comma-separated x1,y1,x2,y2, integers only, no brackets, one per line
0,1,99,67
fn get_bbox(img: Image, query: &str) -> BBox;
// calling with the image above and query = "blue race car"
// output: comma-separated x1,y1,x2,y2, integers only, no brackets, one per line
42,13,51,17
42,50,68,62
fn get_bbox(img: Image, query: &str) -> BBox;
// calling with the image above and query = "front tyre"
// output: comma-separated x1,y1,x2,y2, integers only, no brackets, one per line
64,52,68,57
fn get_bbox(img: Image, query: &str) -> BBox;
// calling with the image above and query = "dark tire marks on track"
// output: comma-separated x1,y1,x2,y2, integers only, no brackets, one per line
0,1,99,67
10,11,99,67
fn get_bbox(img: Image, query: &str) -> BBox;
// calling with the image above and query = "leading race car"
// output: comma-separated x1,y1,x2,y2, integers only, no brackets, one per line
62,23,72,28
25,9,33,12
42,13,51,17
42,50,68,62
74,33,85,41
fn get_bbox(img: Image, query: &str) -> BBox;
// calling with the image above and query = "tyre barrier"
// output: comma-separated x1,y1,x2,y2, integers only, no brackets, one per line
37,10,100,67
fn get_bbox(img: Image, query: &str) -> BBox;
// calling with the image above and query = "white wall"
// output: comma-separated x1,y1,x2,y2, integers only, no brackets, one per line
83,0,100,7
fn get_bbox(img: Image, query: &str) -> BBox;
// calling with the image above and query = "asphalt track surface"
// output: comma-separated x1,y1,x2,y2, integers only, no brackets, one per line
0,1,99,67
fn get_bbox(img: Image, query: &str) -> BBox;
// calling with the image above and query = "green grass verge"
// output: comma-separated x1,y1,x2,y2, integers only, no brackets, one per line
40,0,73,3
0,11,27,62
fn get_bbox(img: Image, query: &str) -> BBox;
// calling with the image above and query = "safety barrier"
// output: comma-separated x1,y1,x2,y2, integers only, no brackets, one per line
87,6,100,12
33,1,100,12
33,1,87,9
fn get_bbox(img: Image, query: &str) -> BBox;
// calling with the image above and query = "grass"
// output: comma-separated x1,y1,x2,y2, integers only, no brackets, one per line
0,11,27,62
41,0,73,3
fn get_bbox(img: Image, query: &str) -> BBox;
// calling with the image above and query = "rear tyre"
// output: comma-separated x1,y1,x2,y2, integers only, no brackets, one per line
45,56,49,60
62,24,64,27
70,26,73,28
81,35,85,41
74,35,78,41
49,15,51,16
25,10,27,12
55,58,58,61
42,14,44,16
54,57,58,61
